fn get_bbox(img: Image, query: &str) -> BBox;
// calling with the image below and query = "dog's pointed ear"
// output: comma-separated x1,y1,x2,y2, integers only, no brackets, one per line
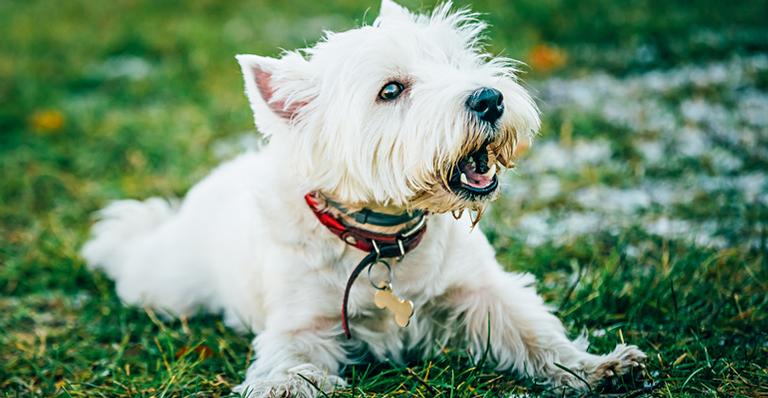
236,53,315,132
376,0,412,25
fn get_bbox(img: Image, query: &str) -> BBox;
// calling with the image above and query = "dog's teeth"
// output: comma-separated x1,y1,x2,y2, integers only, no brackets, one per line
486,164,496,176
460,173,469,185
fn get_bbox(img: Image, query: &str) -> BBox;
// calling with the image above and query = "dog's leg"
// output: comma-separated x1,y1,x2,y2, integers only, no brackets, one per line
443,230,645,390
234,323,347,398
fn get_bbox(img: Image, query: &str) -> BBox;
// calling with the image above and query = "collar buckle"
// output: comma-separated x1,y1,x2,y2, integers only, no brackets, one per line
400,215,426,238
371,239,382,260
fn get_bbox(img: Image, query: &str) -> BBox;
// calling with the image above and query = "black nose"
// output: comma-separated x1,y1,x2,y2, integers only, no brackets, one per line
466,88,504,124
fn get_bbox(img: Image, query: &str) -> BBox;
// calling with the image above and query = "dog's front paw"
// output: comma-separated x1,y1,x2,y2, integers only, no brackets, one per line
234,364,347,398
549,344,647,391
580,344,647,388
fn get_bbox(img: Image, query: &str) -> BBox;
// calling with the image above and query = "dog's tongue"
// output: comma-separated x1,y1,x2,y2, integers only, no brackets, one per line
461,162,494,188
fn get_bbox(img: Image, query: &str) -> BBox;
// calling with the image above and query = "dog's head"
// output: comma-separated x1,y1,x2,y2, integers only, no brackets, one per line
237,0,539,214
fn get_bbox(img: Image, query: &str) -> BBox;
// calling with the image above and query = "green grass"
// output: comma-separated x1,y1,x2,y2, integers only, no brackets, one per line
1,0,767,396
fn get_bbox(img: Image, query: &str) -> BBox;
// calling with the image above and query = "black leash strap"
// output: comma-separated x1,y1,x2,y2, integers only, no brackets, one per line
341,244,404,339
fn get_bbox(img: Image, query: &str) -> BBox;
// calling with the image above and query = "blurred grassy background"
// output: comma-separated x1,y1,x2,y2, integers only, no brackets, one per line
1,0,767,396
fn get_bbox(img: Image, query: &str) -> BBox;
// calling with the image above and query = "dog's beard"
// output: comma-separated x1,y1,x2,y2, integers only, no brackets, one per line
408,123,519,224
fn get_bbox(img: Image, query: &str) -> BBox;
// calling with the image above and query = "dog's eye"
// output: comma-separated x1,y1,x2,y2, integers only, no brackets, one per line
378,82,404,101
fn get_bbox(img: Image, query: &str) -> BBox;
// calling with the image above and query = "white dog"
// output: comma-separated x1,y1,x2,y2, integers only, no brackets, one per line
82,1,646,396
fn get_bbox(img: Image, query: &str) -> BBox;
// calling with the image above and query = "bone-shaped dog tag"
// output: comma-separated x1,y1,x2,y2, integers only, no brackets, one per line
374,283,414,328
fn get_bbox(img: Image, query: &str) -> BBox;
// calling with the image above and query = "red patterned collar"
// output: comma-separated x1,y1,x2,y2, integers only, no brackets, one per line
304,192,427,256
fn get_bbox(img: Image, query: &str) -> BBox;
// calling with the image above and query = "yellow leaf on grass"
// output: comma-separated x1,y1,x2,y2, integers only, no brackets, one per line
29,109,65,134
529,44,568,73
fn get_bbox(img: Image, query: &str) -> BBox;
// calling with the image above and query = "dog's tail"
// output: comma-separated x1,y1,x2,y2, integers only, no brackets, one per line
82,198,177,278
81,198,213,317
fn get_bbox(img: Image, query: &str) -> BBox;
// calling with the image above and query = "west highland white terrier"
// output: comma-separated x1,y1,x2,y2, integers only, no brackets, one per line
82,1,646,396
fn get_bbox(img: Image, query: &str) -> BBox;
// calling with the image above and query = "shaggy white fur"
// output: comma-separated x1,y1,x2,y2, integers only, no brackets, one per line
81,1,646,396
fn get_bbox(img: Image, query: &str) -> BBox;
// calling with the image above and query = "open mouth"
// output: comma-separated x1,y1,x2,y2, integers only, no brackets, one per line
448,140,499,198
